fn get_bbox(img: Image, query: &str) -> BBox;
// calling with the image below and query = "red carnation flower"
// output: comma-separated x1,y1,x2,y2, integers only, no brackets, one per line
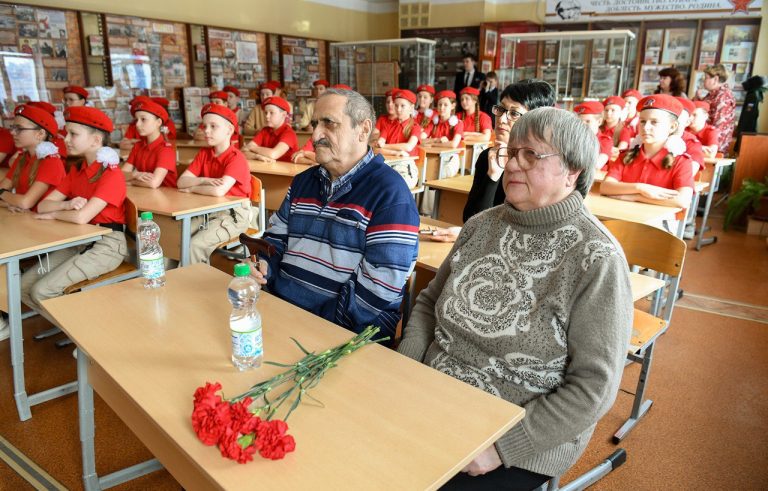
191,382,231,446
255,419,296,460
229,397,260,435
219,427,258,464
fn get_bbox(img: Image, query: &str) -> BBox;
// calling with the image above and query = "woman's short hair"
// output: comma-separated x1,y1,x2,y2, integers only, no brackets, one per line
703,64,729,83
508,107,596,197
500,79,556,111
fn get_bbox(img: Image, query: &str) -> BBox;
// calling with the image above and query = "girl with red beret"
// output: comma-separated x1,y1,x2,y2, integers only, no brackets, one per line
601,94,694,210
62,85,88,108
177,104,251,264
0,105,66,211
458,87,492,141
374,89,397,143
243,97,298,162
415,84,436,137
422,90,464,149
376,89,424,158
599,96,632,160
19,107,130,314
621,89,642,139
26,101,68,157
122,99,177,188
573,101,612,169
688,101,720,159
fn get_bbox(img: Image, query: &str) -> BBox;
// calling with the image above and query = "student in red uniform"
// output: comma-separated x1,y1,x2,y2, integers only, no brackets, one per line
373,89,397,142
243,96,298,162
674,96,704,174
415,84,435,135
177,104,251,264
122,99,177,188
151,97,177,140
0,105,66,211
195,91,239,147
599,96,632,160
621,89,642,139
19,106,129,316
25,101,67,158
0,126,16,168
244,81,280,136
601,94,694,210
689,101,720,159
377,89,423,158
422,90,463,149
120,95,152,150
574,101,612,169
62,85,88,108
291,138,317,165
298,79,328,130
458,86,492,140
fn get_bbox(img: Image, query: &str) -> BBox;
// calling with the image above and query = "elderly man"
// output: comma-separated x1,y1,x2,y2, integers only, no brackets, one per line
249,88,420,339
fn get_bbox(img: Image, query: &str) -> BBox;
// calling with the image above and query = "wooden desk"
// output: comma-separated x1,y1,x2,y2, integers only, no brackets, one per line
425,175,473,225
420,145,465,182
43,264,525,491
126,187,248,266
383,155,421,193
0,208,104,421
248,160,309,211
585,193,681,225
174,139,208,165
694,158,734,250
463,137,491,175
296,129,312,149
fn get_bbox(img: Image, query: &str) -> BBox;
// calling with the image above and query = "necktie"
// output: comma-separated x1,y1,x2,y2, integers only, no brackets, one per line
465,71,470,86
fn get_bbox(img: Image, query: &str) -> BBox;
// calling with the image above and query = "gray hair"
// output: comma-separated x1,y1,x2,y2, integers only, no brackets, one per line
508,106,596,197
319,88,375,133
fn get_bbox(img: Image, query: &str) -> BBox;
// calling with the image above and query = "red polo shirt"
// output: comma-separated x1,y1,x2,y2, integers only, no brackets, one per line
609,147,694,191
251,123,298,162
0,128,16,168
56,161,126,224
624,115,639,139
6,151,66,209
430,118,464,140
682,131,704,168
460,111,493,133
597,133,613,160
382,118,424,157
187,145,251,198
598,123,632,147
127,136,177,187
301,138,314,152
692,124,720,148
128,120,177,140
375,115,395,135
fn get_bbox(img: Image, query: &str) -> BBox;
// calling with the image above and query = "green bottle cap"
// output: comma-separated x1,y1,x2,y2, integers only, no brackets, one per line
234,263,251,277
140,211,153,220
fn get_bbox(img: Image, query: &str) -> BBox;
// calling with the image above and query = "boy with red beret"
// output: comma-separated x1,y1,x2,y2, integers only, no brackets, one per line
177,104,251,264
194,91,240,147
574,101,612,169
244,81,285,136
62,85,88,108
243,96,298,162
0,126,16,168
122,99,177,188
688,101,720,159
599,96,632,160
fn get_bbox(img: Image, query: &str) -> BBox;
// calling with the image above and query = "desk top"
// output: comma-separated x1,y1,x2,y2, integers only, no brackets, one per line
42,264,524,490
174,139,209,148
248,160,310,177
584,193,680,224
425,175,474,194
421,145,462,155
0,207,104,261
127,186,248,217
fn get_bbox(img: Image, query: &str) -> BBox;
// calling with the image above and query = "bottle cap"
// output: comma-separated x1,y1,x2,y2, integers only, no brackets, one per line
234,263,251,277
140,211,153,220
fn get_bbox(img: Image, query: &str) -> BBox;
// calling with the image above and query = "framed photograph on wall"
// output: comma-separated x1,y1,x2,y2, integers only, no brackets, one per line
700,28,721,52
484,29,497,58
662,28,695,65
588,66,619,99
480,59,492,74
722,24,758,63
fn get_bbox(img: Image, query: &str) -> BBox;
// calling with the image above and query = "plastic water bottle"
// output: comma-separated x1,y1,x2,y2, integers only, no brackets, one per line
228,263,263,370
138,211,165,289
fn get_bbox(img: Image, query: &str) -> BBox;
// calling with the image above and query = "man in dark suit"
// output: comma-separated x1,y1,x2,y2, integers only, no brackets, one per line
454,54,485,96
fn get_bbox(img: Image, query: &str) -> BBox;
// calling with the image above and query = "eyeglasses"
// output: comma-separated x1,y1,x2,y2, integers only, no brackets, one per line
9,125,39,134
491,105,524,121
489,146,561,170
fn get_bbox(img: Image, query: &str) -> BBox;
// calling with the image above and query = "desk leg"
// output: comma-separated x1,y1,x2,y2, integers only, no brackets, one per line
432,189,441,220
8,260,31,421
180,216,191,267
695,181,718,251
78,348,100,491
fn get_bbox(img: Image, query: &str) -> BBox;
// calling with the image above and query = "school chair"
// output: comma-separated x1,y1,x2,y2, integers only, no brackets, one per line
602,219,687,443
214,175,266,260
539,449,627,491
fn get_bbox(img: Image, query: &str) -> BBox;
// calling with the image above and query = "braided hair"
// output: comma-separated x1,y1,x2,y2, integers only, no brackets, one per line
10,124,51,189
86,129,112,183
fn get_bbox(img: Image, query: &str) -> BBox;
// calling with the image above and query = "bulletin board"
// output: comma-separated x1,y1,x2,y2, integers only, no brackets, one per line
280,36,327,107
206,27,267,91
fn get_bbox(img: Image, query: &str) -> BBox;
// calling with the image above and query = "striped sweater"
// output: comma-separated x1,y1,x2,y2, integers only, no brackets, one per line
260,152,420,340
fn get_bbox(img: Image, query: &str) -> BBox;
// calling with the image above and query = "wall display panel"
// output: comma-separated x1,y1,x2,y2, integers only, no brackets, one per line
280,35,327,120
206,27,267,91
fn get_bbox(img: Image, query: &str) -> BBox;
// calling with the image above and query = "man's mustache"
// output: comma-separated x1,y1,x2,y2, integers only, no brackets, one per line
313,138,330,149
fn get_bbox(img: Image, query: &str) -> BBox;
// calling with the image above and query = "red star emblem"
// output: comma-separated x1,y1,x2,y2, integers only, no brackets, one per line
730,0,755,14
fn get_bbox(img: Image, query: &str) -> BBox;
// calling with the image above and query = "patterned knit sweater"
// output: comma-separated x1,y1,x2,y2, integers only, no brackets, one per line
398,192,633,477
261,153,420,340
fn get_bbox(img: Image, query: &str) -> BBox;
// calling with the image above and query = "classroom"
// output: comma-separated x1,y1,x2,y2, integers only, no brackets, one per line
0,0,767,489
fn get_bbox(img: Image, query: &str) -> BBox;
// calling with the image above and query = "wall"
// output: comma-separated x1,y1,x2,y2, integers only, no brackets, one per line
754,2,768,132
427,0,542,27
14,0,399,41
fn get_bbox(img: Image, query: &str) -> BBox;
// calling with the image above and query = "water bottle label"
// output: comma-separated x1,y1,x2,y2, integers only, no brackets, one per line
231,329,263,358
140,252,164,279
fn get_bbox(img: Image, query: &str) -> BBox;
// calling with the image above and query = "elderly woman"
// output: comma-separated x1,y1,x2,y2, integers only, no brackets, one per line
695,64,736,154
398,107,633,490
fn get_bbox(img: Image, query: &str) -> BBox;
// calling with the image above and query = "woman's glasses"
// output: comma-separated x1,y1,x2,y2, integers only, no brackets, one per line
489,146,561,170
491,105,524,121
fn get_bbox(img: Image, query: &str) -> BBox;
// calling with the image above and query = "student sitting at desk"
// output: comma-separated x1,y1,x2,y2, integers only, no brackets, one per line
422,90,464,149
0,125,17,168
243,97,298,163
177,104,251,264
600,95,694,210
573,101,612,169
674,97,704,174
599,96,631,161
621,89,642,140
194,91,239,148
26,101,67,157
0,104,66,212
19,107,130,319
372,89,397,143
415,84,435,136
458,87,492,141
122,99,177,188
688,101,720,159
376,89,424,158
222,85,244,125
244,81,282,136
151,97,177,139
297,79,328,130
120,95,152,151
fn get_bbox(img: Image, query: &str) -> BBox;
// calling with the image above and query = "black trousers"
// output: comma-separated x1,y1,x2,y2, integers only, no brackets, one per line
440,466,551,491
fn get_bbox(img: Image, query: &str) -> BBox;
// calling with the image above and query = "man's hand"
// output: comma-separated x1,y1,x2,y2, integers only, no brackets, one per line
246,258,269,286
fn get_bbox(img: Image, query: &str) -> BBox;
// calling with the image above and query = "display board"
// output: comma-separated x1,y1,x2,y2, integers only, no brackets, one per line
280,36,327,111
206,27,267,90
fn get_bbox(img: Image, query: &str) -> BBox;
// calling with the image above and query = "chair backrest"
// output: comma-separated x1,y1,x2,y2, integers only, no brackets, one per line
250,175,267,234
602,219,686,278
250,175,262,205
125,198,139,236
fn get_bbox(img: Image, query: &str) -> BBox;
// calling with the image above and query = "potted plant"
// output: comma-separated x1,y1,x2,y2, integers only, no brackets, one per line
724,177,768,231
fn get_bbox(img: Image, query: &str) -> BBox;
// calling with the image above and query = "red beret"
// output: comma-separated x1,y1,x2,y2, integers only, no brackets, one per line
460,87,480,97
693,101,710,113
435,90,457,101
27,101,57,115
313,79,329,87
675,96,696,115
394,89,416,104
262,96,291,114
222,85,240,97
384,89,395,98
209,91,229,102
574,101,605,115
602,96,625,109
131,100,169,123
331,84,353,90
621,89,642,100
64,106,114,133
14,104,58,137
258,82,274,93
201,103,239,134
151,97,170,108
637,94,683,118
64,85,89,99
416,84,436,95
